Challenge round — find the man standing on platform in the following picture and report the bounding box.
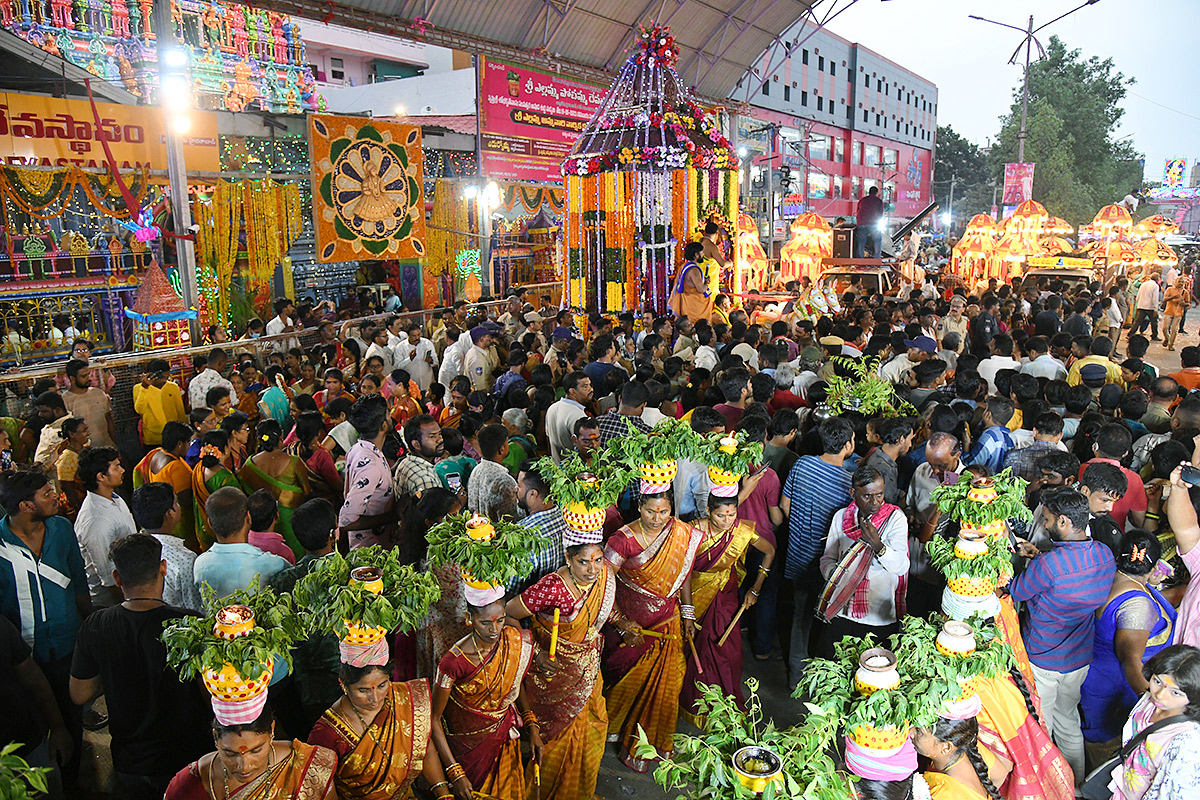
[854,186,885,259]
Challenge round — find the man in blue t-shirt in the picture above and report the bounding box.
[780,417,854,690]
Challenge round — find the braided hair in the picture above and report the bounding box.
[931,717,1003,800]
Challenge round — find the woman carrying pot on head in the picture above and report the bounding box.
[602,489,701,772]
[505,524,616,800]
[432,582,541,800]
[680,492,774,726]
[913,715,1008,800]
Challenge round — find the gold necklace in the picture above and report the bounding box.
[345,694,384,750]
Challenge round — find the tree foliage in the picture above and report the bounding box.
[933,125,993,220]
[987,36,1143,226]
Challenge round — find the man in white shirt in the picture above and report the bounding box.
[1020,336,1068,381]
[879,336,935,386]
[131,483,203,611]
[818,466,909,656]
[393,323,438,391]
[364,325,394,374]
[264,298,296,338]
[188,347,236,410]
[75,447,137,607]
[545,372,592,462]
[1132,275,1162,341]
[976,333,1023,395]
[694,328,719,371]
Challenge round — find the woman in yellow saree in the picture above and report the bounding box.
[193,430,246,550]
[309,660,450,799]
[602,491,702,772]
[238,419,311,557]
[506,537,616,800]
[681,493,774,727]
[166,706,336,800]
[433,589,542,800]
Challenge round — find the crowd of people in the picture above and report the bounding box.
[4,257,1200,800]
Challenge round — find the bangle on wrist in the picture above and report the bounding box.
[430,782,450,793]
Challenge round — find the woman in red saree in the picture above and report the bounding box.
[602,491,702,772]
[681,493,775,727]
[974,672,1074,800]
[309,659,450,799]
[433,590,543,800]
[506,537,616,800]
[166,707,337,800]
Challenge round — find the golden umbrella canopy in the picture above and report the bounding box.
[1091,204,1133,239]
[964,213,998,235]
[1038,236,1076,255]
[1046,217,1074,236]
[1008,200,1050,235]
[1132,214,1179,241]
[1087,237,1138,264]
[994,232,1041,262]
[1136,238,1178,267]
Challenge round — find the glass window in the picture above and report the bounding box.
[833,176,843,199]
[864,74,869,87]
[808,173,829,199]
[852,176,862,197]
[802,49,809,65]
[864,144,881,167]
[883,149,898,169]
[784,85,790,101]
[809,134,830,161]
[864,177,878,192]
[817,96,824,111]
[762,81,769,96]
[818,56,825,71]
[834,137,845,162]
[852,141,862,165]
[830,63,836,77]
[863,109,868,122]
[330,57,345,81]
[802,91,808,106]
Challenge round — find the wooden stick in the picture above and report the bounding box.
[534,763,540,800]
[717,601,749,648]
[686,634,704,675]
[548,608,560,660]
[636,627,679,640]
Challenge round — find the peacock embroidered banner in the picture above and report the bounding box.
[308,114,426,263]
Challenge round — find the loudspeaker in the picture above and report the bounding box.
[833,228,853,259]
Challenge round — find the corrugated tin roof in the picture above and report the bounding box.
[264,0,820,101]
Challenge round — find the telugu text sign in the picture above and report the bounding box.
[0,92,220,173]
[478,57,605,183]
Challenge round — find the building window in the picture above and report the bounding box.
[877,79,882,92]
[762,81,769,95]
[330,57,345,81]
[833,176,843,199]
[885,84,890,96]
[802,49,809,65]
[801,91,808,106]
[864,74,870,87]
[847,105,853,120]
[830,63,836,77]
[875,113,881,126]
[818,55,825,71]
[809,134,830,161]
[783,85,790,101]
[817,95,824,111]
[834,136,844,162]
[808,173,829,199]
[852,176,862,197]
[896,120,900,132]
[863,109,868,122]
[864,144,881,167]
[852,141,862,165]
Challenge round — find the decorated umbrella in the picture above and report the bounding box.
[1136,238,1178,269]
[1090,204,1133,240]
[1087,238,1138,281]
[779,212,832,282]
[1037,236,1076,256]
[1046,217,1074,236]
[963,213,998,237]
[1007,200,1050,236]
[734,213,769,298]
[993,232,1041,280]
[951,234,995,286]
[1132,214,1179,241]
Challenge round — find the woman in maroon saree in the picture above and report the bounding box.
[681,493,775,726]
[602,491,702,771]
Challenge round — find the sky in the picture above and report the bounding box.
[819,0,1200,179]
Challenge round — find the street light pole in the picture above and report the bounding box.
[1017,15,1033,163]
[969,1,1101,165]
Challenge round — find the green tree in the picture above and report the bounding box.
[988,36,1144,225]
[933,125,994,222]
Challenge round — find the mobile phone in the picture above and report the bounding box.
[1150,559,1175,584]
[1182,465,1200,487]
[447,473,462,491]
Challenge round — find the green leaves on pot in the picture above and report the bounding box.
[426,511,546,587]
[533,450,634,510]
[161,580,305,682]
[635,678,850,800]
[799,634,920,733]
[611,417,704,467]
[930,468,1033,526]
[293,546,441,638]
[824,356,917,418]
[927,533,1014,585]
[696,430,765,475]
[0,743,50,800]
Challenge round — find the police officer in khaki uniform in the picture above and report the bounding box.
[463,325,496,391]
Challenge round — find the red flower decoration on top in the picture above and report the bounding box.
[637,22,678,68]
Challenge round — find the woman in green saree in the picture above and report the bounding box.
[238,419,311,558]
[192,429,246,550]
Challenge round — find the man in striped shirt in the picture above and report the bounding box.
[780,417,854,690]
[1009,486,1115,784]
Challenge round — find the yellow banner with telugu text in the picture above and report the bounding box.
[0,91,219,174]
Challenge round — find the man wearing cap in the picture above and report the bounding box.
[516,311,546,349]
[496,294,524,338]
[463,326,495,392]
[545,326,574,376]
[879,336,935,386]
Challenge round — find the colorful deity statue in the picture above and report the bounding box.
[0,0,16,27]
[224,58,258,111]
[230,8,247,57]
[254,10,270,60]
[270,12,286,63]
[199,1,221,51]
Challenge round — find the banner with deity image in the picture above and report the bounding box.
[308,114,426,263]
